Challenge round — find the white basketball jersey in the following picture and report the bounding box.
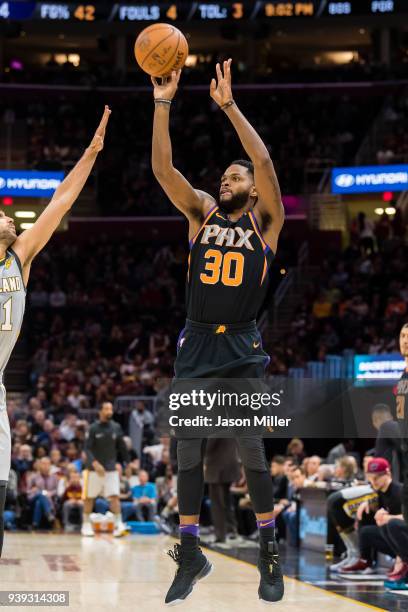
[0,248,26,410]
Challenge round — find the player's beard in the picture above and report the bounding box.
[219,190,250,213]
[0,228,16,247]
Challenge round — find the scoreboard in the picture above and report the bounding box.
[0,1,405,22]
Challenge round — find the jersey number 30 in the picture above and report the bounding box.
[200,249,244,287]
[1,297,12,331]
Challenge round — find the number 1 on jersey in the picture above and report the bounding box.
[1,297,12,331]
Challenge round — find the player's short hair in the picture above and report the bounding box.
[230,159,254,179]
[401,322,408,330]
[372,403,391,417]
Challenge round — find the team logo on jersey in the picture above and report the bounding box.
[5,257,12,269]
[201,224,255,251]
[216,325,226,334]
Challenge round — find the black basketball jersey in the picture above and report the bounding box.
[186,205,274,324]
[396,368,408,422]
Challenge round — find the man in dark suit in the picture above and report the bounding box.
[204,438,241,546]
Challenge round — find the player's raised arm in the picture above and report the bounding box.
[210,59,284,253]
[151,71,215,233]
[12,105,111,281]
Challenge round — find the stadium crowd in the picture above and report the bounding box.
[1,84,391,213]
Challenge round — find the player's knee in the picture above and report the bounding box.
[177,439,204,471]
[237,437,268,472]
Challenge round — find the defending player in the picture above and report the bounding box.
[151,60,285,605]
[0,105,111,556]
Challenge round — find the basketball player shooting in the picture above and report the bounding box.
[151,60,285,605]
[0,105,111,556]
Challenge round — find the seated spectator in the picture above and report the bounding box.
[340,458,403,574]
[327,477,377,573]
[334,456,358,483]
[4,469,18,531]
[303,455,321,482]
[270,455,289,501]
[156,464,178,534]
[275,466,311,546]
[27,457,58,529]
[123,470,157,522]
[61,470,83,532]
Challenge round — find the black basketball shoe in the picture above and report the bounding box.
[165,541,213,605]
[257,539,284,603]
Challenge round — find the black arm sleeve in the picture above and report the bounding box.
[85,425,96,466]
[116,426,130,465]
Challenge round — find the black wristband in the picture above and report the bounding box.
[154,98,172,105]
[221,100,235,111]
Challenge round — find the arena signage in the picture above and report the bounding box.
[331,164,408,194]
[0,170,64,198]
[354,353,405,381]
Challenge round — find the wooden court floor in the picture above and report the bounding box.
[0,533,384,611]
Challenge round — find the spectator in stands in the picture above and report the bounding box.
[334,456,359,483]
[271,455,289,501]
[303,456,322,482]
[27,457,58,529]
[356,212,375,253]
[340,458,403,574]
[276,466,310,546]
[127,469,157,522]
[286,439,305,463]
[156,464,178,534]
[61,470,83,532]
[4,470,18,531]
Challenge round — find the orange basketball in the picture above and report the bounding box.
[134,23,189,78]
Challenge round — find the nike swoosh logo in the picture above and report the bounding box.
[253,342,260,348]
[259,521,274,528]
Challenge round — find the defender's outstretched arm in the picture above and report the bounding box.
[151,71,214,234]
[211,60,284,252]
[13,106,111,279]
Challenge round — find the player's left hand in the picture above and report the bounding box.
[87,105,112,153]
[210,59,233,108]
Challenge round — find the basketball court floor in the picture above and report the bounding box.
[1,533,406,611]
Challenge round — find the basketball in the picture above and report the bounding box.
[134,23,189,77]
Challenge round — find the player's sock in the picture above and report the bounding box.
[180,523,199,547]
[83,513,91,527]
[114,513,122,526]
[257,518,275,546]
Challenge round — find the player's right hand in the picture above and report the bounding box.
[151,70,181,101]
[93,461,105,477]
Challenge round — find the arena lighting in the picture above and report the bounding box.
[14,210,36,219]
[20,222,35,230]
[185,54,197,67]
[2,197,13,206]
[280,268,286,275]
[385,207,396,215]
[382,191,393,201]
[374,207,384,215]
